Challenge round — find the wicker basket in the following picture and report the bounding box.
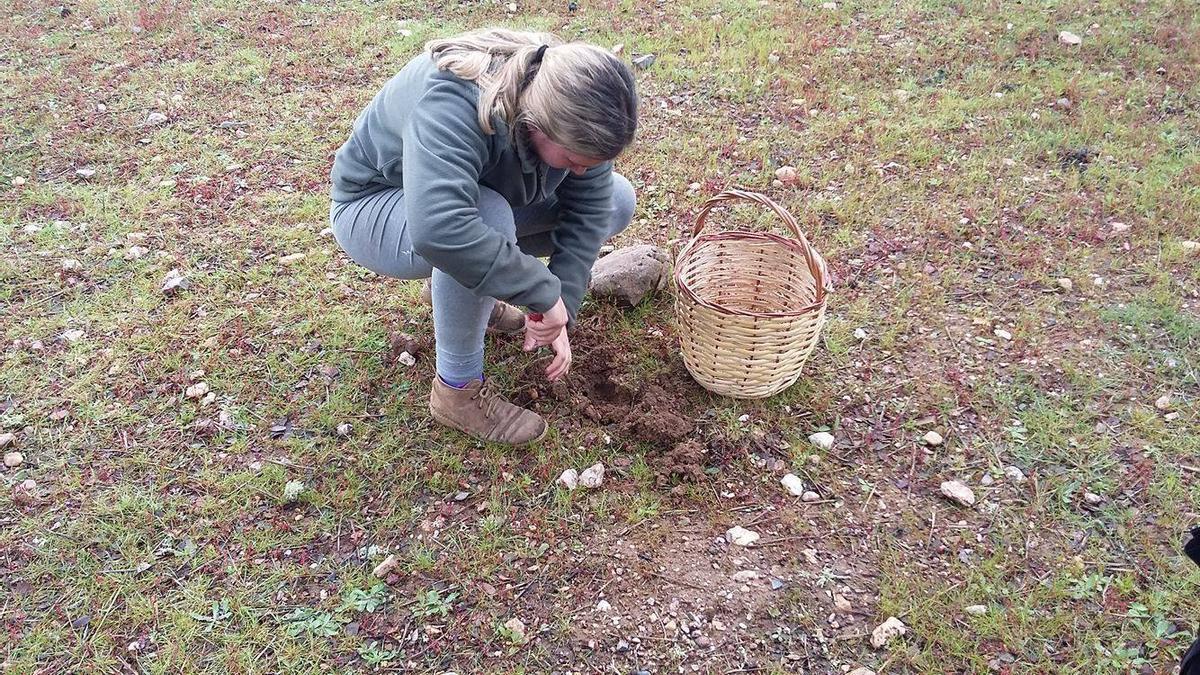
[674,189,831,399]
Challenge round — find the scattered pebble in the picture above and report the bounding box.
[802,491,820,502]
[611,43,624,55]
[21,479,37,491]
[336,422,352,437]
[1058,30,1082,45]
[61,258,82,271]
[993,328,1012,340]
[1182,241,1199,252]
[558,468,579,490]
[870,616,907,648]
[940,480,976,507]
[848,669,876,675]
[732,570,759,583]
[922,430,944,446]
[1055,97,1072,109]
[1083,491,1104,505]
[1165,412,1180,422]
[775,166,798,185]
[808,432,835,451]
[185,382,210,399]
[12,176,27,186]
[596,600,611,612]
[833,593,853,613]
[821,1,837,9]
[980,474,994,486]
[0,432,14,448]
[1004,465,1027,483]
[893,89,912,103]
[504,617,526,641]
[398,351,416,367]
[4,452,23,468]
[780,473,805,497]
[62,329,86,343]
[965,604,987,616]
[725,526,760,547]
[631,53,657,69]
[1057,278,1073,292]
[1155,394,1172,411]
[75,167,96,178]
[1109,222,1130,235]
[854,327,868,340]
[372,554,399,578]
[579,463,605,488]
[161,269,190,295]
[278,253,306,265]
[146,111,168,125]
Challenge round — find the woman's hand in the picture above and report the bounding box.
[523,297,568,351]
[544,327,572,381]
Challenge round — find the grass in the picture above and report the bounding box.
[3,0,1200,673]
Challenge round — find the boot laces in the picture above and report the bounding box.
[471,379,502,419]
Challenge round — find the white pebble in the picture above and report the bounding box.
[1058,30,1082,45]
[1004,466,1026,483]
[725,526,760,547]
[922,430,944,446]
[802,491,820,502]
[853,327,868,340]
[558,468,579,490]
[993,328,1012,340]
[595,600,611,612]
[1154,395,1172,411]
[940,480,976,507]
[870,616,907,648]
[579,462,605,488]
[808,432,835,451]
[398,351,416,367]
[3,452,23,468]
[965,604,987,616]
[780,473,805,497]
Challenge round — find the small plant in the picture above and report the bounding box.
[339,584,390,613]
[413,589,457,619]
[280,608,342,638]
[357,640,403,667]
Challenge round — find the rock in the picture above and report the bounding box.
[808,432,835,450]
[4,452,22,468]
[725,526,760,546]
[505,2,516,11]
[1083,491,1104,505]
[993,329,1012,340]
[504,617,526,641]
[965,604,987,616]
[871,616,906,648]
[278,253,306,265]
[732,570,759,583]
[1058,30,1082,45]
[802,491,820,502]
[398,351,416,367]
[61,258,82,271]
[1110,222,1130,235]
[632,53,657,69]
[373,554,400,578]
[21,479,37,491]
[922,430,944,446]
[336,422,352,437]
[596,600,611,612]
[980,473,994,486]
[558,468,578,490]
[146,111,168,125]
[611,43,624,55]
[1004,466,1026,482]
[185,382,210,399]
[75,167,96,178]
[893,89,912,103]
[774,165,798,185]
[780,473,805,497]
[124,245,149,260]
[1155,395,1172,411]
[0,433,14,448]
[579,463,605,488]
[1055,97,1072,109]
[854,327,868,340]
[161,269,190,295]
[821,1,837,8]
[589,245,669,307]
[833,593,853,613]
[1165,412,1180,422]
[1057,278,1073,292]
[1182,241,1199,252]
[940,480,976,507]
[847,669,876,675]
[12,176,26,186]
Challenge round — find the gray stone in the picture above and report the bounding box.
[589,245,669,307]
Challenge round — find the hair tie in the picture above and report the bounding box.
[520,45,550,93]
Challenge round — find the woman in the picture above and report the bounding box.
[329,28,639,446]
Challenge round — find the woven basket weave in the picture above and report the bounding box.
[673,189,831,399]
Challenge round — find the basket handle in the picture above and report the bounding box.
[692,188,804,241]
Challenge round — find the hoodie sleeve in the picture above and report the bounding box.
[401,76,562,313]
[547,163,615,323]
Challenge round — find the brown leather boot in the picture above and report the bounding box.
[419,279,524,334]
[428,377,548,445]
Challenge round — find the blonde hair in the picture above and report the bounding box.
[427,28,638,161]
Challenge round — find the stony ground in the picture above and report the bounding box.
[2,0,1199,673]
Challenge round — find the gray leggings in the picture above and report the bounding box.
[330,174,635,382]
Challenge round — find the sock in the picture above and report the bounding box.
[439,374,483,389]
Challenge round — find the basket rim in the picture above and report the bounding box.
[674,231,830,318]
